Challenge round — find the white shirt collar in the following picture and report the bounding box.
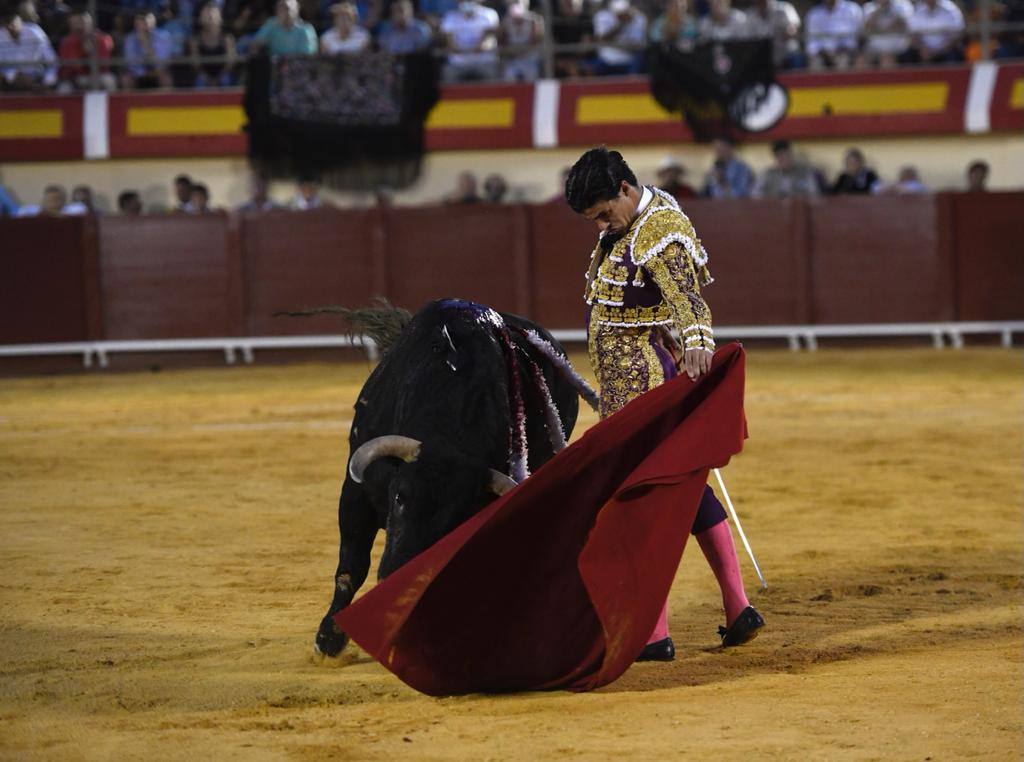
[635,185,654,216]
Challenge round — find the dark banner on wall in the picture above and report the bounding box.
[244,52,440,190]
[648,39,789,141]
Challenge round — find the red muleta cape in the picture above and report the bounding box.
[335,342,748,695]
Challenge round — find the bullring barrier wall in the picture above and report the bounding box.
[1,194,1021,357]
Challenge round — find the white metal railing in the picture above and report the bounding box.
[0,322,1020,369]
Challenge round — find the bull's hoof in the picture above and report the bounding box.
[315,614,350,657]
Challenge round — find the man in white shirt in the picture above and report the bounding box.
[698,0,748,42]
[440,1,500,82]
[321,2,371,55]
[592,0,647,75]
[0,7,57,90]
[805,0,863,69]
[744,0,802,67]
[906,0,965,62]
[860,0,913,66]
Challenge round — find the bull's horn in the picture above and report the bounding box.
[349,435,422,483]
[488,470,519,496]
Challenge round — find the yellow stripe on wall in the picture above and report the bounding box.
[575,82,949,126]
[1010,79,1024,110]
[126,106,246,136]
[427,99,515,129]
[788,83,948,117]
[0,110,63,139]
[576,94,675,125]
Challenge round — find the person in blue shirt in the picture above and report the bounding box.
[121,11,174,88]
[378,0,432,53]
[702,136,756,199]
[252,0,317,54]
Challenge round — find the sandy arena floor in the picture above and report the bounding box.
[0,348,1021,760]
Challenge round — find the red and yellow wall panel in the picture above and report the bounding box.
[990,62,1024,132]
[0,64,1016,162]
[558,67,971,146]
[0,95,83,161]
[108,91,247,158]
[424,83,533,150]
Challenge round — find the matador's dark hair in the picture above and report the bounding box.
[563,147,638,214]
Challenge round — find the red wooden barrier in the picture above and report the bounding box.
[240,208,382,336]
[0,215,101,343]
[97,214,238,339]
[381,204,531,317]
[951,191,1024,321]
[808,195,954,324]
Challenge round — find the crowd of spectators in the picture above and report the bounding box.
[0,147,997,218]
[2,0,1022,92]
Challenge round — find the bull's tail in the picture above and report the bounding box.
[275,298,412,355]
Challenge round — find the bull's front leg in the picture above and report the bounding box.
[314,478,378,656]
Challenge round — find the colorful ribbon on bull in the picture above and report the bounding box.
[437,299,598,484]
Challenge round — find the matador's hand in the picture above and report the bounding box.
[682,347,712,381]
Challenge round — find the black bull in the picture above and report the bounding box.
[315,300,588,656]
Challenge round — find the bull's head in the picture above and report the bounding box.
[349,435,517,579]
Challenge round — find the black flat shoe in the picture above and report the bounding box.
[635,636,675,662]
[718,606,765,647]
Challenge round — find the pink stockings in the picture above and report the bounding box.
[646,519,750,645]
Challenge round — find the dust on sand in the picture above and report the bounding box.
[0,349,1020,760]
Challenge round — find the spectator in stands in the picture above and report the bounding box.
[16,185,66,216]
[186,182,213,212]
[552,0,592,77]
[745,0,803,68]
[291,173,331,209]
[122,11,173,89]
[377,0,431,54]
[830,148,880,194]
[966,160,989,192]
[440,1,500,82]
[0,5,57,91]
[253,0,317,55]
[656,155,697,201]
[501,0,543,82]
[876,165,927,194]
[592,0,647,76]
[69,185,95,214]
[650,0,698,50]
[0,182,18,216]
[703,137,755,198]
[118,190,144,215]
[995,0,1024,58]
[226,0,274,52]
[805,0,862,69]
[699,0,748,41]
[173,174,193,212]
[18,0,66,42]
[482,173,508,203]
[58,11,115,91]
[757,140,819,198]
[159,0,191,59]
[189,1,237,86]
[904,0,965,63]
[859,0,912,66]
[444,171,482,203]
[321,2,370,53]
[238,174,281,211]
[420,0,458,29]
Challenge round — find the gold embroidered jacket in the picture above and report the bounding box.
[583,187,716,418]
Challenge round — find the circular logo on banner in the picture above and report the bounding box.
[729,82,790,133]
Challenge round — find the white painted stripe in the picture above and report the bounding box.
[532,79,560,148]
[964,61,997,134]
[83,91,109,160]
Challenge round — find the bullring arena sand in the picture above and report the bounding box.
[1,348,1021,760]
